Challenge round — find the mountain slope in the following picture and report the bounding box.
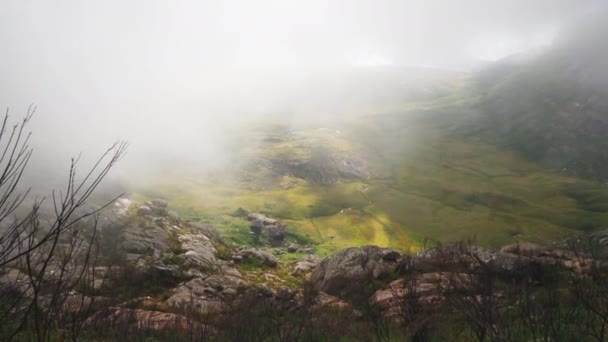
[474,10,608,180]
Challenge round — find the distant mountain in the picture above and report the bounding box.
[473,10,608,180]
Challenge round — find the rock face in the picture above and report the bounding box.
[310,246,402,299]
[409,244,530,274]
[165,266,246,313]
[179,234,217,270]
[99,308,200,332]
[121,223,170,257]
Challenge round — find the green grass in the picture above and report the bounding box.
[131,90,608,253]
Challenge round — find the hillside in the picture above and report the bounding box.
[133,90,608,253]
[473,10,608,180]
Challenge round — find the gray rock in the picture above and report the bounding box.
[178,234,217,269]
[287,245,298,253]
[247,213,276,225]
[250,220,264,235]
[256,285,274,297]
[137,206,152,216]
[233,248,279,268]
[309,245,402,299]
[189,222,223,243]
[167,211,180,222]
[267,223,287,241]
[121,224,169,256]
[151,199,169,209]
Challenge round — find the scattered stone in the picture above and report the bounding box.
[267,223,287,241]
[151,199,169,208]
[275,287,295,301]
[232,248,279,268]
[167,211,180,222]
[256,285,274,297]
[250,220,264,235]
[247,213,276,225]
[292,254,322,276]
[287,245,298,253]
[137,206,152,216]
[178,234,217,269]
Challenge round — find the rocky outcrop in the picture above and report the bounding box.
[370,273,460,318]
[309,246,402,299]
[121,223,170,257]
[166,268,246,314]
[98,307,208,332]
[500,242,592,273]
[178,234,217,270]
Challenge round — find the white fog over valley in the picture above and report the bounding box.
[0,0,604,186]
[2,2,608,340]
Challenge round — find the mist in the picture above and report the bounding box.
[0,0,604,191]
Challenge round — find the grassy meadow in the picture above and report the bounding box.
[131,94,608,256]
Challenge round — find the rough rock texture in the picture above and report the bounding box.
[190,222,223,243]
[292,254,322,276]
[250,220,264,236]
[232,248,279,267]
[179,234,217,269]
[246,213,287,241]
[100,307,208,332]
[409,244,530,274]
[165,273,244,313]
[310,245,402,299]
[121,224,169,257]
[266,223,287,241]
[315,292,351,309]
[370,273,461,317]
[500,242,593,273]
[247,213,277,225]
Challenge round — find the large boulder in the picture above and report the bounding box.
[309,245,402,299]
[266,223,287,241]
[121,223,169,257]
[165,274,243,313]
[178,234,217,270]
[247,213,276,225]
[232,248,279,268]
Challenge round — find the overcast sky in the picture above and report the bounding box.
[0,0,604,186]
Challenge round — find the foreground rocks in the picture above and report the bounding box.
[292,254,322,276]
[232,248,279,267]
[310,245,402,299]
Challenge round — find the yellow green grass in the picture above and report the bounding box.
[131,98,608,254]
